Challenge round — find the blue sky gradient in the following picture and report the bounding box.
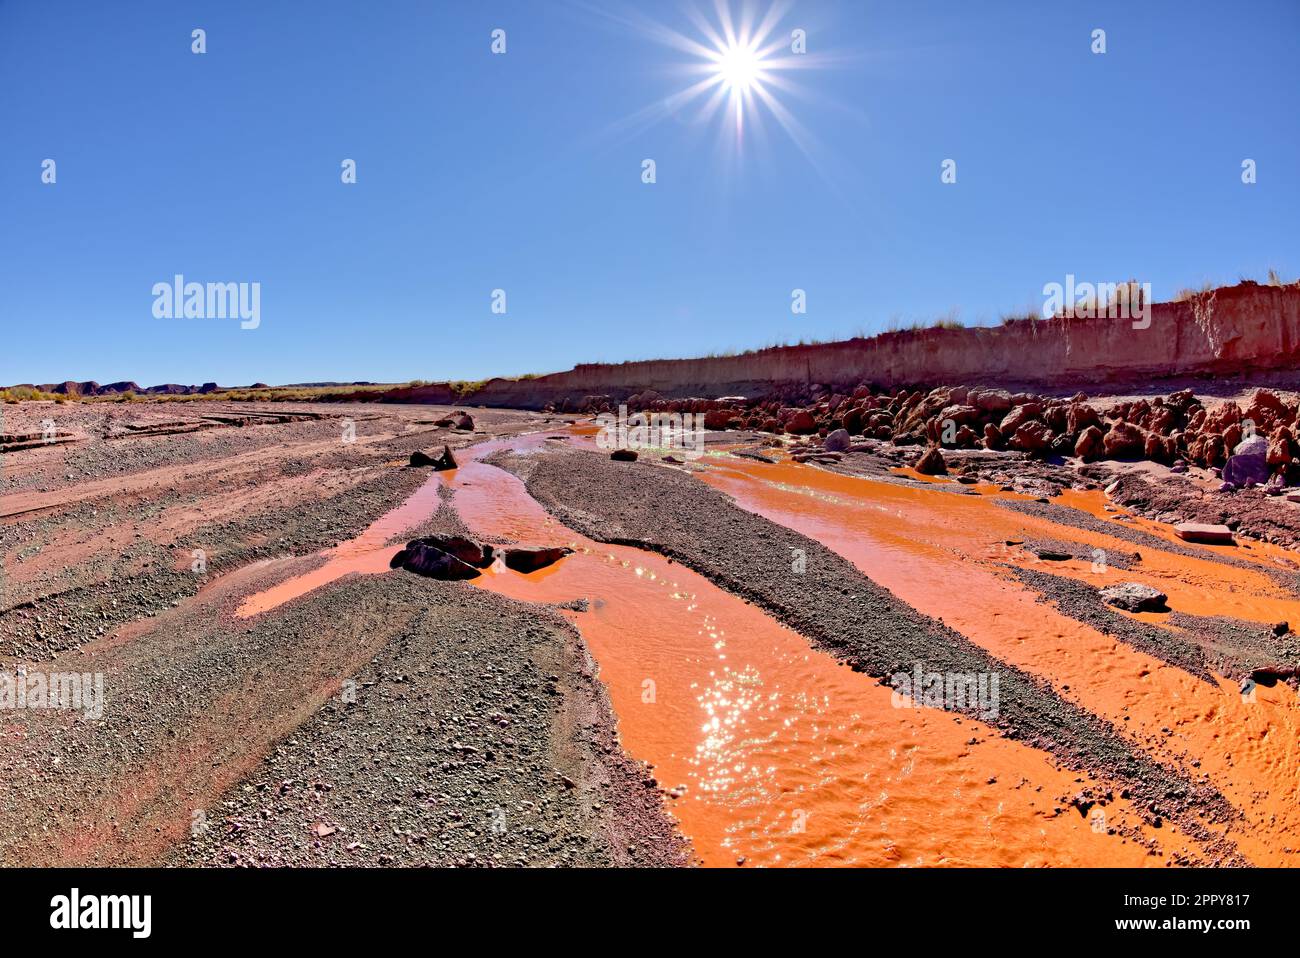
[3,0,1297,386]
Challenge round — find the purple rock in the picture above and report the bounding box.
[1222,454,1269,487]
[1234,435,1268,458]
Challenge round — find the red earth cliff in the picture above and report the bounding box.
[362,281,1300,410]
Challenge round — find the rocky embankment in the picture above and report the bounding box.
[357,281,1300,410]
[689,380,1300,551]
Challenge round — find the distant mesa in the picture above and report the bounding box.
[2,379,375,397]
[4,380,254,397]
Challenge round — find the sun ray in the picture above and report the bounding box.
[570,0,860,179]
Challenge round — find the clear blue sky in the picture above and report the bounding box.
[3,0,1297,387]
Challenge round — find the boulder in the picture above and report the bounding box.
[703,409,736,430]
[1144,432,1175,464]
[452,413,475,431]
[1204,402,1242,435]
[1009,421,1053,454]
[390,542,483,581]
[1074,425,1105,462]
[999,403,1044,435]
[1102,422,1146,459]
[784,410,818,435]
[610,448,638,462]
[1100,582,1169,613]
[399,535,494,569]
[823,428,851,453]
[914,446,947,475]
[1244,389,1290,429]
[969,389,1013,415]
[1222,453,1269,487]
[503,546,574,573]
[1234,434,1268,458]
[938,404,981,426]
[1148,406,1177,436]
[410,445,458,470]
[1222,423,1243,451]
[1267,432,1293,467]
[1066,403,1103,436]
[982,423,1004,450]
[1201,434,1226,467]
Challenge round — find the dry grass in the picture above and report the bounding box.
[1,386,62,404]
[1174,281,1216,302]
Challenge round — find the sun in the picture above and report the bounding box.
[583,0,845,166]
[714,42,764,93]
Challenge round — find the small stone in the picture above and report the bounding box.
[1174,522,1234,544]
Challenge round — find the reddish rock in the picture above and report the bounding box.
[703,408,736,430]
[785,410,818,435]
[1203,434,1226,467]
[969,389,1013,414]
[1010,421,1053,454]
[1075,425,1105,462]
[982,423,1004,450]
[1244,389,1290,430]
[1267,428,1294,466]
[914,446,947,475]
[1043,404,1069,433]
[1066,403,1103,436]
[1103,422,1146,459]
[938,404,981,426]
[1174,522,1234,544]
[1148,406,1176,436]
[1204,402,1242,435]
[393,535,494,569]
[999,403,1044,435]
[1144,432,1174,464]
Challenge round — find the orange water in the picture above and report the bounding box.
[228,436,1195,866]
[695,454,1300,865]
[236,473,449,618]
[455,446,1176,865]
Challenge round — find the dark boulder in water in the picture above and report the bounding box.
[390,541,482,580]
[410,445,458,470]
[502,546,573,574]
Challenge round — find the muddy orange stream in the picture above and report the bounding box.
[696,453,1300,865]
[233,436,1165,866]
[236,475,446,618]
